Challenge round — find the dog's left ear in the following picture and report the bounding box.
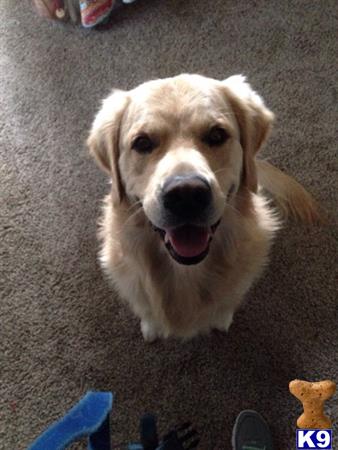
[223,75,274,193]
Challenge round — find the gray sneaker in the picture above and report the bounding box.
[232,410,274,450]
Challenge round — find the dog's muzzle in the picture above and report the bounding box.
[150,174,220,265]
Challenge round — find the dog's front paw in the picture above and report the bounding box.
[140,320,160,342]
[214,310,234,332]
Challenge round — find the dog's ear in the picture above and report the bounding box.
[87,90,129,204]
[223,75,274,193]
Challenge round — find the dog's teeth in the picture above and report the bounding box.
[164,233,170,244]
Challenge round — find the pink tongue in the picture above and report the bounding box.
[166,225,210,258]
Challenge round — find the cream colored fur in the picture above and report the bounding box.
[87,74,319,341]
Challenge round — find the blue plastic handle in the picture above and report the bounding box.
[28,391,113,450]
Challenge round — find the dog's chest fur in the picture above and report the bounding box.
[99,193,277,338]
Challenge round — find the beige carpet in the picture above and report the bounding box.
[1,1,337,449]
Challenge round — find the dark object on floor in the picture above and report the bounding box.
[130,414,199,450]
[232,410,274,450]
[140,414,159,450]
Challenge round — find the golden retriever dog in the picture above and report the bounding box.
[87,74,319,341]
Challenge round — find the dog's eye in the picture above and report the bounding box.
[132,135,155,154]
[204,126,229,147]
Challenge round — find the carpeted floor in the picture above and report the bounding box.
[1,1,337,449]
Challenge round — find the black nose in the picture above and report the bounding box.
[162,175,212,219]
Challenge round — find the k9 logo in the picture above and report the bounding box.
[296,429,332,449]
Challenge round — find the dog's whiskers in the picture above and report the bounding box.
[116,206,143,235]
[126,199,143,212]
[225,201,245,220]
[212,167,228,176]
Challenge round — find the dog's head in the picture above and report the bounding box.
[88,74,273,265]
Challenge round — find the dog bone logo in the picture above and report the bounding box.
[289,379,336,429]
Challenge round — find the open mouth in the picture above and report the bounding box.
[151,220,221,265]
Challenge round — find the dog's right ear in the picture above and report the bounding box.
[87,90,129,204]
